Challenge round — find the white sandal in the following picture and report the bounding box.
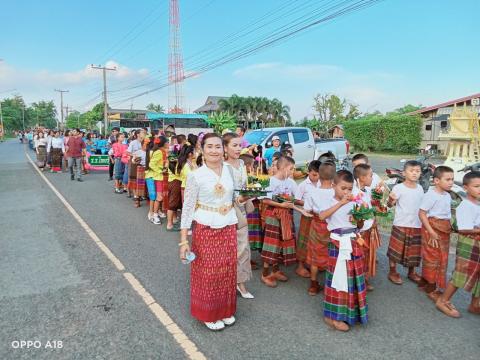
[204,320,225,331]
[237,285,254,299]
[222,316,236,326]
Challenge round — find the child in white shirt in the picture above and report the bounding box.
[387,160,424,285]
[418,166,454,302]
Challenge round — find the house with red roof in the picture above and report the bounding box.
[409,93,480,153]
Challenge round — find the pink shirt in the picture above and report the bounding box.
[112,142,128,158]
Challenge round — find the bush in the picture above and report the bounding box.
[344,114,422,153]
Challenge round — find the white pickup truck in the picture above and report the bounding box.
[243,127,349,167]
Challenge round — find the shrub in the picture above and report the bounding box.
[344,114,422,153]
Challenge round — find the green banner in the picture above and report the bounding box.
[88,155,110,166]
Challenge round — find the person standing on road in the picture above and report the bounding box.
[179,133,240,331]
[48,130,65,173]
[112,132,128,193]
[35,131,48,171]
[107,127,120,181]
[224,132,254,299]
[65,129,86,182]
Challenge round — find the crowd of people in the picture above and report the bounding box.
[21,125,479,333]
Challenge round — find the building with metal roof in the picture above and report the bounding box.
[193,96,229,115]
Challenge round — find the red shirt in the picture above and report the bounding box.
[66,136,86,157]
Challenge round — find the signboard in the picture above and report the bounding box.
[87,155,110,166]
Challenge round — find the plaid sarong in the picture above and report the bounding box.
[296,215,312,262]
[306,216,329,270]
[360,223,381,279]
[324,236,368,325]
[450,234,480,297]
[387,226,421,268]
[247,199,263,251]
[128,160,138,191]
[261,206,296,266]
[135,165,146,198]
[421,218,451,289]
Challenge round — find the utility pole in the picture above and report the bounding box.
[54,89,69,129]
[0,100,4,141]
[91,64,116,136]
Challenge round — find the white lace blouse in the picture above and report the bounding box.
[180,163,238,229]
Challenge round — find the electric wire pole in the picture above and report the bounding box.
[91,65,116,135]
[54,89,69,129]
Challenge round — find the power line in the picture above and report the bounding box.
[111,0,383,105]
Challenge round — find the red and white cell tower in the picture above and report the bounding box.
[168,0,185,114]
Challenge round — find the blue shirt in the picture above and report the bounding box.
[264,146,280,167]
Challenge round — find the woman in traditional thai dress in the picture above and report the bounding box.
[179,133,243,331]
[35,131,48,170]
[223,132,254,299]
[48,130,64,173]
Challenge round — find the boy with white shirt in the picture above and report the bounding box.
[353,163,380,291]
[351,153,383,190]
[387,160,424,285]
[318,170,368,332]
[418,166,454,302]
[436,171,480,317]
[304,161,335,295]
[261,156,299,288]
[294,160,321,279]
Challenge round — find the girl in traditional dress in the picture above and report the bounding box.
[145,136,169,224]
[48,130,64,173]
[132,137,147,208]
[179,133,244,331]
[224,132,254,299]
[35,131,48,170]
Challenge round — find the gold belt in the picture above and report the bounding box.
[196,202,233,216]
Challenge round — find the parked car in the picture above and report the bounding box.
[243,127,349,167]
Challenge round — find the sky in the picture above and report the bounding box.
[0,0,479,121]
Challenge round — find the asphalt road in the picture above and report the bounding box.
[1,140,478,360]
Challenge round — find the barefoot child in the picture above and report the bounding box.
[353,163,381,291]
[436,171,480,317]
[387,160,424,285]
[295,160,322,278]
[261,156,306,288]
[418,166,454,302]
[304,161,335,295]
[319,170,367,332]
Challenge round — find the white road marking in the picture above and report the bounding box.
[25,150,207,360]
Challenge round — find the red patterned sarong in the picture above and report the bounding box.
[360,223,381,279]
[190,222,237,322]
[306,216,329,270]
[296,215,311,262]
[247,199,263,250]
[421,218,451,289]
[387,226,421,267]
[261,206,296,266]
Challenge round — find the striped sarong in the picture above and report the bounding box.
[36,146,47,167]
[135,166,146,198]
[421,218,451,289]
[450,234,480,297]
[247,199,263,251]
[296,215,311,262]
[128,160,138,191]
[51,148,62,171]
[324,236,368,325]
[306,216,329,270]
[360,223,381,279]
[261,206,296,266]
[387,226,421,268]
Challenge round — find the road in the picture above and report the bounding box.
[1,140,478,360]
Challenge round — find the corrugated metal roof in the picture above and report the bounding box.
[409,93,480,115]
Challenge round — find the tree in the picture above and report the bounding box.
[207,112,237,134]
[313,93,360,133]
[30,101,57,128]
[146,103,166,113]
[387,104,422,115]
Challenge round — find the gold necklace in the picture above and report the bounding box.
[207,163,226,198]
